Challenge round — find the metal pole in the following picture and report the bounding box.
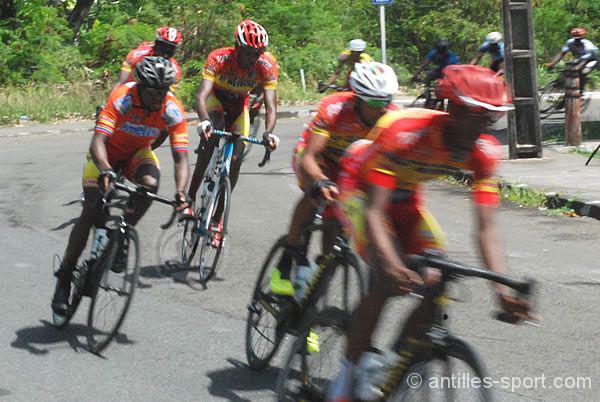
[380,5,387,64]
[300,69,306,92]
[564,64,582,146]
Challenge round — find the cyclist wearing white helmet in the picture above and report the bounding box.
[269,62,399,296]
[471,31,505,74]
[321,39,373,91]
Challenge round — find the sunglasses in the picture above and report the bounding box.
[362,97,392,108]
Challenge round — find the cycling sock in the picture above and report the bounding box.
[326,358,356,402]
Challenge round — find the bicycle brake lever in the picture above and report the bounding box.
[160,209,178,230]
[258,147,271,167]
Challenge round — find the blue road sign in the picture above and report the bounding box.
[372,0,393,5]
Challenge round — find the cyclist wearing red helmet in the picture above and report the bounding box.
[187,20,279,241]
[114,26,183,90]
[326,65,534,401]
[546,27,598,94]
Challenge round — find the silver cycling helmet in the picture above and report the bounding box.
[348,39,367,52]
[134,56,177,88]
[349,61,399,100]
[486,31,503,44]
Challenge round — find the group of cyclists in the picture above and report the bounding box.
[50,20,595,400]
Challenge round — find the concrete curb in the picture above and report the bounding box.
[451,171,600,220]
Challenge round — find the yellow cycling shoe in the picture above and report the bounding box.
[306,329,320,354]
[269,268,295,296]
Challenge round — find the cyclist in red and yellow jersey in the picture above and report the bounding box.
[270,62,399,296]
[187,20,279,240]
[114,26,183,91]
[326,65,534,401]
[320,39,373,92]
[51,57,190,316]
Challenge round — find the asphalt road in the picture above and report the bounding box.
[1,118,600,401]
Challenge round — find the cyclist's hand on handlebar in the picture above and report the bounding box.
[263,132,280,150]
[544,63,554,72]
[384,266,423,295]
[197,119,213,141]
[174,191,191,212]
[497,291,539,323]
[317,81,327,93]
[311,179,338,202]
[98,169,117,193]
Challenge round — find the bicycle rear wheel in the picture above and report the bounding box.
[87,226,140,354]
[197,176,231,283]
[245,235,289,370]
[275,308,351,401]
[389,337,492,401]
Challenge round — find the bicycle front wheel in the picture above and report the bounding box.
[242,113,262,161]
[318,251,366,315]
[197,176,231,283]
[275,308,351,401]
[87,226,140,354]
[180,215,199,265]
[245,235,289,371]
[389,337,492,401]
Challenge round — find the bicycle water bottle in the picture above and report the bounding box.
[355,350,398,401]
[91,227,109,260]
[294,259,318,302]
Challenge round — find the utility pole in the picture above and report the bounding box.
[372,0,392,64]
[502,0,543,159]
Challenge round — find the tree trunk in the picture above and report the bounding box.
[68,0,95,34]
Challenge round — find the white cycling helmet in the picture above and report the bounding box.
[349,62,399,100]
[486,31,503,44]
[348,39,367,52]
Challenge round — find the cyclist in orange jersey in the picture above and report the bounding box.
[270,62,400,296]
[187,20,280,241]
[51,57,190,316]
[326,65,535,401]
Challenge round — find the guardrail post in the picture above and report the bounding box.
[564,64,582,146]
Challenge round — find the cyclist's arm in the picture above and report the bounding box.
[546,51,567,69]
[89,132,112,171]
[412,58,431,79]
[474,201,509,294]
[172,149,189,195]
[300,133,330,183]
[470,52,484,65]
[195,78,214,121]
[151,130,169,150]
[263,87,277,133]
[325,61,344,86]
[113,70,130,91]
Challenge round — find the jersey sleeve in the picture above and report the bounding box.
[201,50,220,82]
[163,98,189,153]
[308,95,343,139]
[257,53,279,90]
[479,42,490,53]
[170,58,183,82]
[121,49,138,73]
[426,49,437,61]
[95,88,129,138]
[449,52,460,65]
[468,135,501,206]
[562,39,573,53]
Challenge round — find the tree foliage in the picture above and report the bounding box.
[0,0,598,96]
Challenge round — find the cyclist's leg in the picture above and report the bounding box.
[121,148,161,226]
[187,93,225,201]
[53,155,106,312]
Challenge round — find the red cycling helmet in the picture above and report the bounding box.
[437,65,514,112]
[570,27,587,39]
[235,20,269,49]
[156,26,183,47]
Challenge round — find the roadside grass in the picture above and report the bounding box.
[0,83,109,125]
[444,175,577,217]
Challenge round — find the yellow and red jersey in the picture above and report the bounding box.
[201,47,278,97]
[342,109,501,206]
[95,82,189,162]
[301,92,398,163]
[120,41,182,84]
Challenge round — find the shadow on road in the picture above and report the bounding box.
[206,358,280,401]
[11,319,135,356]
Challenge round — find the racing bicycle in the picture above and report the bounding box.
[53,182,178,354]
[276,252,536,401]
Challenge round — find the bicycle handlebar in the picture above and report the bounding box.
[195,129,272,167]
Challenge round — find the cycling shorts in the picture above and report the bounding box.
[82,147,160,189]
[207,91,250,137]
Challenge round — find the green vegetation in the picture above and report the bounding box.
[1,0,599,123]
